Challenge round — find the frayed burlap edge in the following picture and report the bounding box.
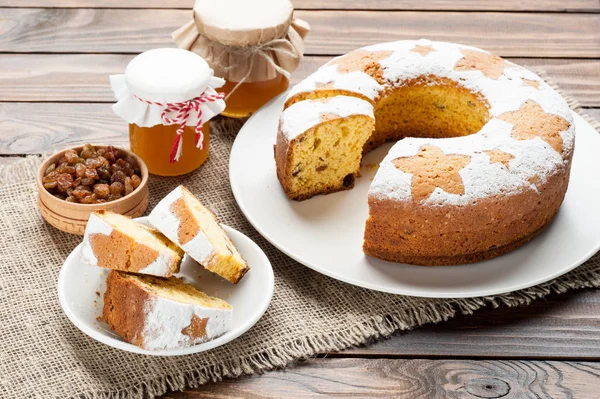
[3,70,599,399]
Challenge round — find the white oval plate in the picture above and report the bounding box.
[230,93,600,298]
[58,219,274,356]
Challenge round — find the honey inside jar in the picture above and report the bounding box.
[221,75,289,118]
[129,123,210,176]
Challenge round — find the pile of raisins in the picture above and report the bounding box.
[42,144,142,204]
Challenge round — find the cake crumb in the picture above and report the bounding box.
[364,163,379,172]
[95,291,100,296]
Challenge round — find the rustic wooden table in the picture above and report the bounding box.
[1,1,599,397]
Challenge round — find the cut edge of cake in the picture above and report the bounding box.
[102,270,232,350]
[275,96,375,200]
[80,210,183,277]
[149,185,250,284]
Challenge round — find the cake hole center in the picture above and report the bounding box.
[367,75,490,152]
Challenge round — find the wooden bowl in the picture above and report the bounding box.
[37,145,149,235]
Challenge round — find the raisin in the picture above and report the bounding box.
[96,148,106,157]
[124,155,137,168]
[64,150,79,164]
[75,163,86,178]
[81,178,95,186]
[342,174,355,187]
[123,166,134,177]
[45,163,56,175]
[131,174,141,189]
[110,171,126,184]
[80,149,94,159]
[104,151,116,164]
[85,168,98,180]
[109,164,122,174]
[97,165,110,180]
[72,177,81,188]
[110,181,124,195]
[93,183,110,199]
[80,144,97,159]
[56,173,73,192]
[124,177,134,195]
[43,181,58,190]
[84,157,103,169]
[56,164,75,175]
[97,156,109,167]
[107,193,122,202]
[72,186,91,199]
[115,159,127,168]
[80,194,97,204]
[57,157,68,166]
[42,170,59,183]
[65,196,77,203]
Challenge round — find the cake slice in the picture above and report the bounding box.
[149,186,249,284]
[81,210,183,277]
[102,271,232,350]
[275,96,375,200]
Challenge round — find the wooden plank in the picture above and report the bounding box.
[0,9,599,57]
[341,290,600,360]
[1,0,598,12]
[0,105,598,156]
[1,55,599,106]
[0,103,127,155]
[159,358,600,398]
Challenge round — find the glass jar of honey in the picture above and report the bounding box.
[110,48,226,176]
[172,0,310,118]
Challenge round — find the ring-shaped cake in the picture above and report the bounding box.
[275,40,575,265]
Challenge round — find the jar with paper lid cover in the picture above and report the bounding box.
[110,48,226,176]
[172,0,310,118]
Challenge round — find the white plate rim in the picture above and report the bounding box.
[58,223,275,356]
[230,94,600,298]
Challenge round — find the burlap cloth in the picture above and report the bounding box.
[1,81,600,399]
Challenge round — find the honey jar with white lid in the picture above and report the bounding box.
[110,48,226,176]
[173,0,310,118]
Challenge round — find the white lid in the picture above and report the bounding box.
[125,48,212,103]
[110,48,226,128]
[193,0,293,46]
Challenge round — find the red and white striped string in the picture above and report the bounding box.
[135,92,224,163]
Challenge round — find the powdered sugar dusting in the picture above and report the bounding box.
[149,185,215,265]
[138,252,176,277]
[80,213,113,266]
[286,64,383,102]
[280,96,374,140]
[141,295,232,350]
[282,39,574,205]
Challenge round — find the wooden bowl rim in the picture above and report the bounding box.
[38,190,149,222]
[37,144,149,210]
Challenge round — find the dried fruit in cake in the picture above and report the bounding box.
[149,185,250,284]
[102,271,232,350]
[81,210,183,277]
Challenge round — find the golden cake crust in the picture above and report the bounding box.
[363,165,570,265]
[102,271,149,348]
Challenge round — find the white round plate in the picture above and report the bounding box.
[58,219,274,356]
[230,93,600,298]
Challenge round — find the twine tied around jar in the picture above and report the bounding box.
[172,16,310,97]
[135,92,225,163]
[216,38,299,100]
